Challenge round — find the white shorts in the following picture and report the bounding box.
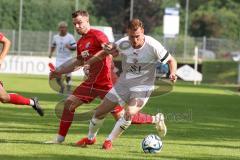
[105,83,152,107]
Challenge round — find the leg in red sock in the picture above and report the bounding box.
[58,106,75,137]
[8,93,30,105]
[111,105,153,124]
[58,96,84,137]
[131,112,153,124]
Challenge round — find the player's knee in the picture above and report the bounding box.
[124,111,134,121]
[63,99,76,112]
[125,107,140,121]
[0,94,9,103]
[136,99,145,107]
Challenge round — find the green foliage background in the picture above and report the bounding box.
[1,0,240,38]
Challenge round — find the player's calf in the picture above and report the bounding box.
[0,94,10,103]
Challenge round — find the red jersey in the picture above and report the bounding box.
[0,32,4,41]
[77,29,112,87]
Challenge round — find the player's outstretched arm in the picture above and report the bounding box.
[0,35,11,66]
[84,43,119,66]
[84,50,108,66]
[52,57,83,76]
[167,55,177,83]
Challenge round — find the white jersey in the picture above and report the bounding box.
[115,35,170,87]
[52,33,76,65]
[105,35,171,106]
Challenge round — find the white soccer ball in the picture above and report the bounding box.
[141,134,163,153]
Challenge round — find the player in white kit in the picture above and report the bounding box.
[49,21,77,93]
[77,19,177,150]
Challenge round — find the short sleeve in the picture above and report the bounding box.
[151,37,171,64]
[69,35,77,47]
[0,33,4,41]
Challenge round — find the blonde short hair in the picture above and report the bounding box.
[58,21,68,28]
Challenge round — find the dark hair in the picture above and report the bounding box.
[72,10,89,18]
[128,18,144,30]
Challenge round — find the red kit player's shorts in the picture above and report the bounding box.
[72,82,112,103]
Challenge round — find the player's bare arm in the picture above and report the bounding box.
[50,57,83,79]
[102,42,119,57]
[84,43,119,67]
[65,44,76,51]
[0,36,11,67]
[84,49,109,66]
[49,46,55,58]
[167,55,177,83]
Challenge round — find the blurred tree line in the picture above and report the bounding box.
[0,0,240,39]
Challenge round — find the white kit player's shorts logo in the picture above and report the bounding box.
[81,50,90,58]
[119,40,131,50]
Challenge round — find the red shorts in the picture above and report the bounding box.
[72,82,112,103]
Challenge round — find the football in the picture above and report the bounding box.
[141,134,163,153]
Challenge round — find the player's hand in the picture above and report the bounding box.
[49,71,61,80]
[169,73,177,83]
[83,64,90,77]
[102,43,119,56]
[48,63,62,79]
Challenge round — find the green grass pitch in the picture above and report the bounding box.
[0,74,239,160]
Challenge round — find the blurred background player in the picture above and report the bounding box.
[77,18,177,150]
[49,21,76,93]
[46,10,163,144]
[0,32,44,116]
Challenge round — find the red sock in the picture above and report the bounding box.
[58,107,75,137]
[131,112,153,124]
[9,93,30,105]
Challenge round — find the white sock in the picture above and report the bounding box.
[87,117,105,140]
[106,117,131,141]
[56,134,65,142]
[29,99,35,106]
[152,116,156,123]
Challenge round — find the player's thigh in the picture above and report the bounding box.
[64,95,85,112]
[0,83,10,102]
[95,97,118,119]
[72,83,96,103]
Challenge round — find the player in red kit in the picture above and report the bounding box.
[45,10,162,144]
[0,32,44,116]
